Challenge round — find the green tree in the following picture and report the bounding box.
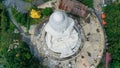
[0,2,45,68]
[103,3,120,68]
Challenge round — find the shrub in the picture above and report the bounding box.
[41,7,53,17]
[77,0,93,8]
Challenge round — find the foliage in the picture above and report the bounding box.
[41,7,53,17]
[11,5,53,25]
[11,8,28,26]
[3,42,44,68]
[28,7,53,25]
[97,62,105,68]
[23,0,33,2]
[109,60,120,68]
[77,0,93,8]
[0,2,45,68]
[103,3,120,68]
[113,0,120,5]
[45,0,51,2]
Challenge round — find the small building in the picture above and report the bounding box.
[59,0,88,17]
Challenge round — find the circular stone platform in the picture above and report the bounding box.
[29,11,105,68]
[28,0,105,68]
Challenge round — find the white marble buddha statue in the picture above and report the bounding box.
[44,11,80,58]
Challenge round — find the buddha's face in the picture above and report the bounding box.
[52,11,65,23]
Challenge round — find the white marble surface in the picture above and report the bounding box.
[45,11,80,58]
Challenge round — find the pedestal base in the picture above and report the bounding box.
[46,29,80,58]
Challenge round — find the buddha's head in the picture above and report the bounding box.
[48,11,70,33]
